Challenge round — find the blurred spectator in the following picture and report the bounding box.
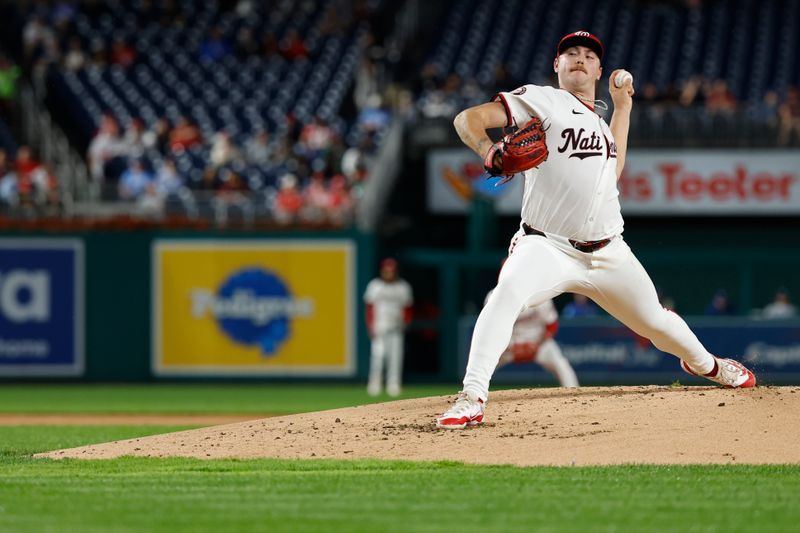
[87,114,128,182]
[354,57,381,111]
[341,134,375,181]
[243,128,272,165]
[22,15,55,64]
[750,90,780,125]
[218,168,248,194]
[678,76,705,107]
[199,26,231,62]
[705,289,737,316]
[301,172,330,223]
[209,130,241,168]
[273,173,304,224]
[123,118,147,156]
[327,174,354,226]
[0,149,18,206]
[169,116,202,152]
[110,38,137,67]
[705,80,737,115]
[154,158,185,198]
[118,159,154,200]
[325,134,347,176]
[14,146,43,206]
[299,116,335,156]
[562,294,600,319]
[30,162,60,208]
[779,86,800,146]
[279,29,308,61]
[63,36,87,72]
[142,117,171,154]
[762,287,797,319]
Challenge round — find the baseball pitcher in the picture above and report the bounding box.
[437,31,756,429]
[487,290,579,387]
[364,258,413,397]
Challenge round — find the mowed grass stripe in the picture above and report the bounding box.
[1,458,799,532]
[0,384,462,414]
[0,425,200,457]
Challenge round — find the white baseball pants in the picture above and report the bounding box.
[535,339,580,387]
[368,330,404,396]
[463,231,716,401]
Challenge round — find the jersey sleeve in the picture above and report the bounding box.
[400,281,413,306]
[363,280,378,304]
[491,85,556,128]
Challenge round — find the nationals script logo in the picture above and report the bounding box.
[557,128,615,160]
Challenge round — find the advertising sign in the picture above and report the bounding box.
[153,240,355,377]
[619,150,800,214]
[427,148,523,214]
[427,148,800,215]
[0,239,84,376]
[458,316,800,384]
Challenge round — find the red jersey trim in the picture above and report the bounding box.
[492,93,514,127]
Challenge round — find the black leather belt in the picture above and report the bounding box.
[522,223,612,253]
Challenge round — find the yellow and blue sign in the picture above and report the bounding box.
[152,240,355,376]
[0,238,84,377]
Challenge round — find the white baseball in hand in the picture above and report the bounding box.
[614,70,633,88]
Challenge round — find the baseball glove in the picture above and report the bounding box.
[484,116,548,178]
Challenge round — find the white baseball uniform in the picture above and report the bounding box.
[462,84,718,401]
[486,290,579,387]
[364,277,413,396]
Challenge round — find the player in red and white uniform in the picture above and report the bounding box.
[487,290,578,387]
[364,258,413,397]
[437,31,756,429]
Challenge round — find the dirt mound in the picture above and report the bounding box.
[37,386,800,466]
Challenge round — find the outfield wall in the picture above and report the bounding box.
[457,317,800,385]
[0,230,375,381]
[2,229,800,383]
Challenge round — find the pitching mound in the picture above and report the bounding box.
[37,386,800,466]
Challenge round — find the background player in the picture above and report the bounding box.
[487,289,579,387]
[437,31,756,429]
[364,258,413,397]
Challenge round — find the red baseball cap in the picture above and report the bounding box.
[381,258,398,270]
[557,31,604,60]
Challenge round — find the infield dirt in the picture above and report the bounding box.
[37,385,800,465]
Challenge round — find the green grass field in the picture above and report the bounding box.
[1,385,799,532]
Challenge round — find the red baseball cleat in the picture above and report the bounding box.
[436,391,485,429]
[680,357,756,388]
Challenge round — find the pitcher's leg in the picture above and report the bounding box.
[536,339,579,387]
[386,331,403,397]
[367,335,386,396]
[462,238,580,401]
[587,241,716,374]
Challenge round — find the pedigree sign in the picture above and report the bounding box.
[619,150,800,215]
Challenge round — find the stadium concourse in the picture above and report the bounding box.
[0,0,797,226]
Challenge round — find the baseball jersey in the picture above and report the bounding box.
[485,290,558,344]
[364,278,413,335]
[493,85,624,241]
